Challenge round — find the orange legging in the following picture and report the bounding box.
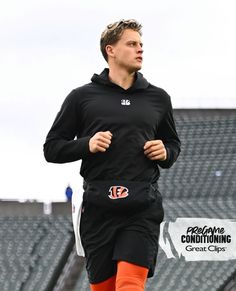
[90,261,149,291]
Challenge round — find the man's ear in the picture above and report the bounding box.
[106,45,115,58]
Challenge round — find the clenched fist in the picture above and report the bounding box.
[89,131,113,153]
[143,140,167,161]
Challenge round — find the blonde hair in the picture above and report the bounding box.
[100,19,142,62]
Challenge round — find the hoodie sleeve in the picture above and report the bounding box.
[43,89,91,163]
[156,94,181,169]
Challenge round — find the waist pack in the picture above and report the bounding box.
[83,180,160,213]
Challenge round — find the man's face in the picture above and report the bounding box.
[108,29,143,73]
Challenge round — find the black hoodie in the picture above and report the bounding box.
[44,69,181,183]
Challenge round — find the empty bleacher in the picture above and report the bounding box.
[152,109,236,291]
[0,202,74,291]
[160,110,236,199]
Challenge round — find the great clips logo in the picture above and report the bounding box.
[181,225,231,253]
[159,218,236,261]
[108,186,129,199]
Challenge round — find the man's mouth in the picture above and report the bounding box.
[136,57,143,62]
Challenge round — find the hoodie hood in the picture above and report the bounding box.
[91,68,149,92]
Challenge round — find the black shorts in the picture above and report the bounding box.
[79,191,164,284]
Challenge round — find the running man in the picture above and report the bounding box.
[44,19,181,291]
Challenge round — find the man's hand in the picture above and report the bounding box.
[143,140,167,161]
[89,131,113,153]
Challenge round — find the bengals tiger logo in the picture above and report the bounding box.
[108,186,129,200]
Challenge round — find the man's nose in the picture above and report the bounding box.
[137,45,143,54]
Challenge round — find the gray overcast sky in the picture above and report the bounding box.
[0,0,236,202]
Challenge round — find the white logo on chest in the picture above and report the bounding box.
[121,99,131,106]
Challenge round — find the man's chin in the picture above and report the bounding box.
[129,64,142,73]
[136,62,143,71]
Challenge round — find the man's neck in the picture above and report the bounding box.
[108,67,135,90]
